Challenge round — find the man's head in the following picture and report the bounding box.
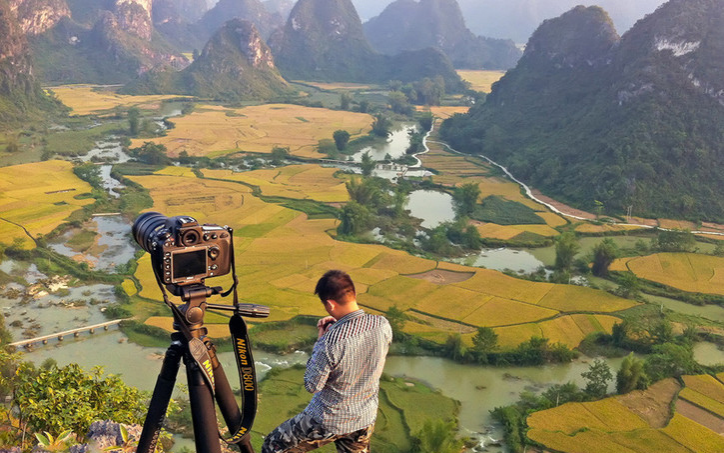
[315,270,358,319]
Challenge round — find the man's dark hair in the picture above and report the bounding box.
[315,270,356,304]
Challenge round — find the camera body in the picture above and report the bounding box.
[133,212,232,287]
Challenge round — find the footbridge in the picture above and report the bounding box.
[8,319,129,349]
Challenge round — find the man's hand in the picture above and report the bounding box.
[317,316,336,338]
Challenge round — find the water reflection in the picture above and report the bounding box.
[406,190,456,228]
[459,248,547,274]
[351,124,416,162]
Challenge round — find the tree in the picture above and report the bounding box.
[333,130,350,151]
[386,305,406,337]
[133,142,170,165]
[12,363,147,441]
[388,91,413,114]
[337,201,372,236]
[581,359,613,399]
[471,327,497,363]
[652,229,696,252]
[271,146,290,165]
[555,232,580,270]
[452,183,480,218]
[616,272,640,299]
[713,241,724,257]
[340,92,351,110]
[644,342,700,382]
[5,137,19,153]
[444,333,466,361]
[127,107,140,136]
[592,238,619,277]
[418,111,434,132]
[412,418,463,453]
[371,114,391,137]
[360,151,375,177]
[616,353,649,394]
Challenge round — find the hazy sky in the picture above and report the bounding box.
[351,0,668,43]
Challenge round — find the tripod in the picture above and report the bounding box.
[136,284,269,453]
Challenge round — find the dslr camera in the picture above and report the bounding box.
[133,212,232,287]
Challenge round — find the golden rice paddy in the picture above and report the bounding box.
[612,252,724,296]
[49,85,181,116]
[527,374,724,453]
[456,70,506,93]
[130,104,373,158]
[0,160,94,246]
[130,168,635,347]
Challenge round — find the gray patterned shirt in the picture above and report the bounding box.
[303,309,392,434]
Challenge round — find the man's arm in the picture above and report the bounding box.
[304,340,333,394]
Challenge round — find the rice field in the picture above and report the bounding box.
[204,166,349,203]
[0,160,94,246]
[131,104,373,158]
[456,70,506,93]
[528,374,724,453]
[129,168,635,348]
[49,85,180,116]
[613,253,724,296]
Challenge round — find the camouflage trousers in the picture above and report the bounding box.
[261,413,374,453]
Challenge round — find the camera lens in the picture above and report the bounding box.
[180,229,200,246]
[132,212,168,252]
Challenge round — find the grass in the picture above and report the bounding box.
[131,104,373,159]
[249,367,459,453]
[472,195,546,225]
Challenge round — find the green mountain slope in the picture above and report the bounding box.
[123,19,290,101]
[440,0,724,222]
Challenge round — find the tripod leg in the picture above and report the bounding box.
[137,341,183,453]
[187,353,223,453]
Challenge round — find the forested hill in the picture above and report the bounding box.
[441,0,724,223]
[362,0,521,70]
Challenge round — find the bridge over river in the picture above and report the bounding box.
[8,319,129,349]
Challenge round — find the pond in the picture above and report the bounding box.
[351,123,417,162]
[457,248,547,274]
[405,190,456,228]
[693,341,724,366]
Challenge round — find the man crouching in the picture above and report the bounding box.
[262,270,393,453]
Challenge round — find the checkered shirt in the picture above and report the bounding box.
[303,309,392,434]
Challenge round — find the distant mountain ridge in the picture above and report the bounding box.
[122,18,290,101]
[440,0,724,221]
[363,0,521,69]
[270,0,465,89]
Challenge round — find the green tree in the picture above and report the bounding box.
[337,201,372,236]
[471,327,497,363]
[452,183,480,218]
[388,91,413,114]
[713,241,724,257]
[616,272,640,299]
[653,229,696,252]
[581,358,613,399]
[360,151,375,177]
[412,418,462,453]
[644,342,700,382]
[271,146,290,165]
[127,107,140,136]
[418,111,434,132]
[333,130,350,151]
[592,238,619,277]
[555,232,580,270]
[386,305,406,337]
[5,137,19,153]
[340,92,351,110]
[444,333,466,361]
[13,363,147,441]
[132,142,170,165]
[371,114,391,137]
[616,353,649,394]
[406,130,424,155]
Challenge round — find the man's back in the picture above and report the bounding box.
[304,310,392,434]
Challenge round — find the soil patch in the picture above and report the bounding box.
[407,269,474,285]
[616,378,681,428]
[676,399,724,434]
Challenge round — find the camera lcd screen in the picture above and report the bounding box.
[172,249,207,280]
